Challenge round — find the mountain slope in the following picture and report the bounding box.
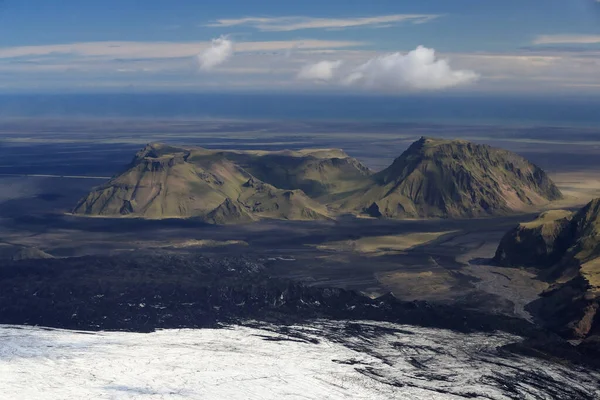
[494,209,574,268]
[494,199,600,347]
[219,148,372,201]
[72,143,345,222]
[338,137,562,218]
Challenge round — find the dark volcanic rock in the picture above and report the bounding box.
[527,276,596,338]
[1,253,597,368]
[0,253,534,335]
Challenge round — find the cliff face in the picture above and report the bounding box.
[494,200,600,344]
[338,137,562,219]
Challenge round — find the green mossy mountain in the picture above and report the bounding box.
[74,138,562,223]
[494,199,600,346]
[72,143,363,222]
[338,137,562,218]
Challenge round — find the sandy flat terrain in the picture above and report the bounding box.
[314,231,456,256]
[549,171,600,208]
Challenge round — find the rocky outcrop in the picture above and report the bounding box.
[494,210,573,268]
[494,199,600,351]
[527,276,597,339]
[204,198,256,225]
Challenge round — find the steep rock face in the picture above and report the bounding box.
[565,198,600,264]
[495,199,600,344]
[528,276,597,339]
[339,137,562,219]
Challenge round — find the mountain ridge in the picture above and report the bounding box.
[73,138,563,223]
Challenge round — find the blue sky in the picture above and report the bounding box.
[0,0,599,94]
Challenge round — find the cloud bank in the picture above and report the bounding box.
[197,37,234,70]
[0,40,363,61]
[297,60,343,81]
[298,46,479,91]
[207,14,439,32]
[533,34,600,45]
[5,40,600,94]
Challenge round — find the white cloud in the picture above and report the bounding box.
[4,40,600,94]
[298,46,479,91]
[343,46,479,91]
[197,36,234,70]
[206,14,439,32]
[533,34,600,45]
[297,60,343,81]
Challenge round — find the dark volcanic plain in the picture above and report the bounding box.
[2,118,600,318]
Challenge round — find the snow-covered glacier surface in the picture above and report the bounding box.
[1,321,599,400]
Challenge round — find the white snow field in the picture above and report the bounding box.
[1,321,599,399]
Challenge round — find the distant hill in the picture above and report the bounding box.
[73,138,562,223]
[72,143,367,222]
[337,137,562,218]
[494,199,600,351]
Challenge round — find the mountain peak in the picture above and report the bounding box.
[417,136,469,145]
[341,137,562,219]
[399,137,485,162]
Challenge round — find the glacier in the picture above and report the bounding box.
[1,321,599,399]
